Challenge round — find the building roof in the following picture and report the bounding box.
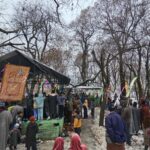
[0,50,70,84]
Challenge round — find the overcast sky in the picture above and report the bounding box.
[1,0,96,24]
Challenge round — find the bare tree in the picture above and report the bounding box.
[92,41,112,126]
[70,8,95,83]
[43,48,71,74]
[13,2,62,61]
[93,0,148,97]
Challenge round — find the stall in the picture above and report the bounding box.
[0,50,70,140]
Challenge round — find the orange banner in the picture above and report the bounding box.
[0,64,30,101]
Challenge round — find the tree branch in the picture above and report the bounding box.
[53,0,62,25]
[0,28,19,34]
[0,42,24,48]
[70,70,101,88]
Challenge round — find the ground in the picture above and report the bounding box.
[81,119,101,150]
[7,119,101,150]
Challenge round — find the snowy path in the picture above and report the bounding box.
[81,119,101,150]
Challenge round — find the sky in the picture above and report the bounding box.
[1,0,96,25]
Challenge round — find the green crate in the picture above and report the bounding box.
[38,126,59,140]
[22,118,64,140]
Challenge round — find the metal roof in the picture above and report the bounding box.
[0,50,70,84]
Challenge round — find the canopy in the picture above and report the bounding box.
[0,50,70,84]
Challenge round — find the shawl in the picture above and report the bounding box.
[53,137,64,150]
[69,134,82,150]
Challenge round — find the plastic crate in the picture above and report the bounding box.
[38,125,59,140]
[22,118,64,140]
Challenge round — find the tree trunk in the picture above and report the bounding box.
[137,49,143,99]
[81,51,88,82]
[119,52,126,97]
[145,48,150,98]
[99,90,107,126]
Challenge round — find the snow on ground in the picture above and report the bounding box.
[91,125,145,150]
[91,125,106,150]
[90,108,145,150]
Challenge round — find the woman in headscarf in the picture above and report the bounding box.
[69,134,87,150]
[52,137,64,150]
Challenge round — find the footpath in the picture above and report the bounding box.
[81,119,102,150]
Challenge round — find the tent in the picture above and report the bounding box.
[0,50,70,84]
[0,51,68,140]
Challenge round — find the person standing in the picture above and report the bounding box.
[121,100,133,146]
[26,116,38,150]
[105,104,126,150]
[23,93,34,120]
[10,105,23,128]
[47,89,57,119]
[9,123,21,150]
[68,99,73,123]
[0,102,12,150]
[35,93,45,120]
[33,94,38,120]
[141,101,150,128]
[143,115,150,150]
[83,99,88,119]
[90,95,95,119]
[57,92,66,118]
[132,102,140,134]
[73,110,82,136]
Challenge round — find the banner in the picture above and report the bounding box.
[125,81,129,94]
[126,77,138,98]
[0,64,30,101]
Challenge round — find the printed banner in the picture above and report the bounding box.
[0,64,30,101]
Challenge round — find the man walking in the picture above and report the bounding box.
[105,104,126,150]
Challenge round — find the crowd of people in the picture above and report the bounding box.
[0,90,98,150]
[1,87,150,150]
[2,87,150,150]
[105,95,150,150]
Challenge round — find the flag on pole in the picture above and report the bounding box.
[125,81,129,94]
[126,77,138,98]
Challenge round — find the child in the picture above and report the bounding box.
[9,123,21,150]
[52,137,64,150]
[73,110,82,136]
[26,116,38,150]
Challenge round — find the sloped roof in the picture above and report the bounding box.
[0,50,70,84]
